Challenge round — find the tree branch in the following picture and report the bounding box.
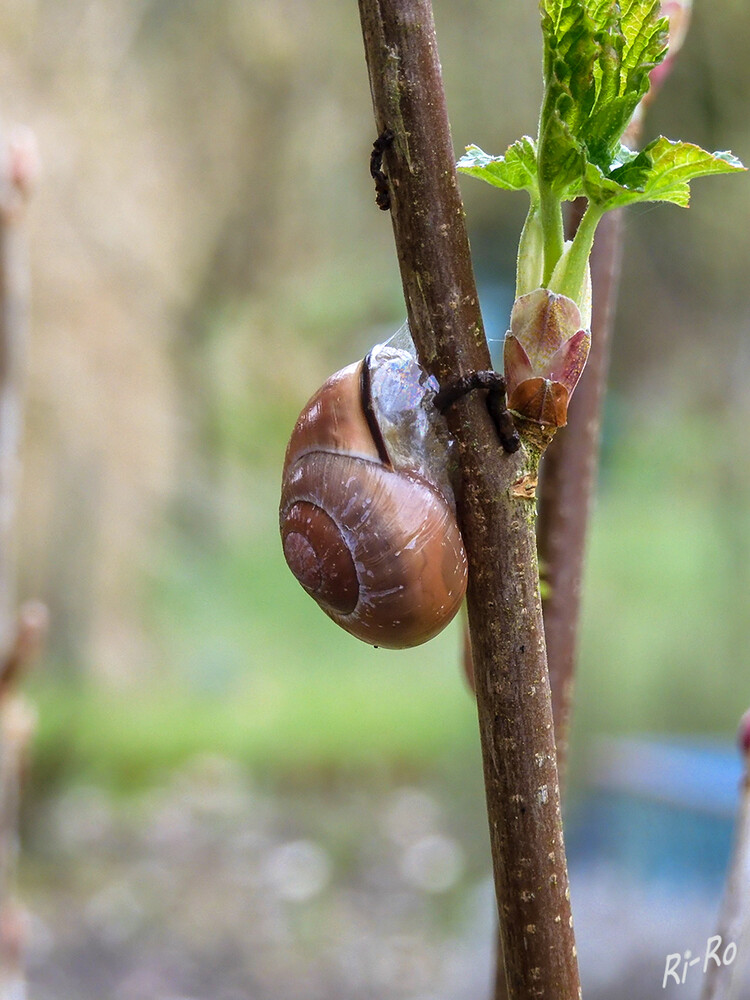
[358,3,581,997]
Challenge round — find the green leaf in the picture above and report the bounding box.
[459,0,745,292]
[457,138,539,199]
[538,0,668,193]
[583,138,747,209]
[585,0,668,164]
[538,1,603,192]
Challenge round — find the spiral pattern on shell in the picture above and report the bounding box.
[279,350,468,648]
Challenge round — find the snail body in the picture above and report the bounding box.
[280,344,468,648]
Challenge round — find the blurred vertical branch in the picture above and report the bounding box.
[0,131,33,658]
[537,0,693,779]
[0,126,48,1000]
[701,713,750,1000]
[536,204,624,776]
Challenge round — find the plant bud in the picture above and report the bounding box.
[503,288,590,427]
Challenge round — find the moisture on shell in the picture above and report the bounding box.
[367,343,456,508]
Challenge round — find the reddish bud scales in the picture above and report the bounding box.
[503,289,590,427]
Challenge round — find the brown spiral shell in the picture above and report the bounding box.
[279,345,468,648]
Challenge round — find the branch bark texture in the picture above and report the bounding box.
[358,3,581,997]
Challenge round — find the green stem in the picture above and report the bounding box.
[539,182,564,285]
[552,200,605,302]
[536,72,565,285]
[515,200,544,297]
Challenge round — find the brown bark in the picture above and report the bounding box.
[358,3,581,998]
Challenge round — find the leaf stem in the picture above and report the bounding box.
[536,63,564,285]
[552,199,605,302]
[515,200,543,297]
[539,182,564,285]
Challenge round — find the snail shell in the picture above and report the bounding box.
[280,344,468,648]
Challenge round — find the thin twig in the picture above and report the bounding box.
[358,3,581,997]
[700,715,750,1000]
[0,696,36,1000]
[0,126,42,1000]
[0,130,35,665]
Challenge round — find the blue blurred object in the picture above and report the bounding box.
[568,737,744,892]
[477,281,514,369]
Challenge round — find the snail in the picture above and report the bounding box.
[279,342,468,648]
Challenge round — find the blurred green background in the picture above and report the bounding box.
[1,2,749,997]
[5,0,745,788]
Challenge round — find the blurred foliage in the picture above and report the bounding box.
[0,0,746,791]
[27,405,750,796]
